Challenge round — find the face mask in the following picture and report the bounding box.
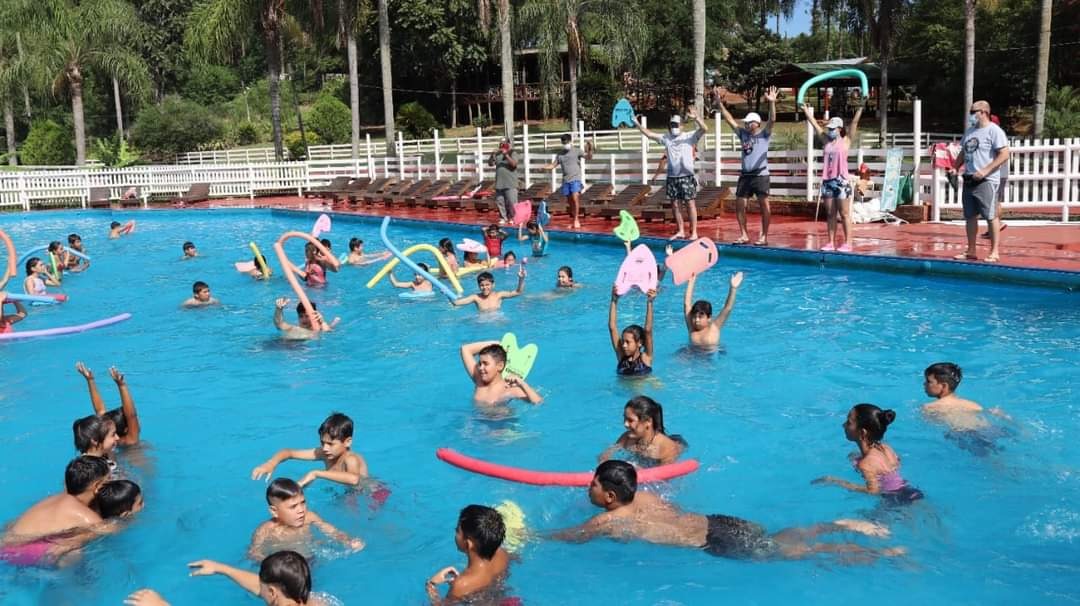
[826,129,838,140]
[669,127,680,136]
[968,114,978,128]
[562,144,572,152]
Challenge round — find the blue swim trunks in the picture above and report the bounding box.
[560,180,584,196]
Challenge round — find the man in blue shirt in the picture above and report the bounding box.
[949,100,1009,263]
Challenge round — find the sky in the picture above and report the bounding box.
[778,0,814,38]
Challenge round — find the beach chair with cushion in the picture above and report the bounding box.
[597,184,650,219]
[425,180,476,209]
[170,183,211,207]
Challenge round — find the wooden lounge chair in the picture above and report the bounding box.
[88,187,111,209]
[519,182,552,204]
[695,186,731,220]
[385,180,432,207]
[329,178,373,204]
[366,179,414,205]
[406,180,450,207]
[448,181,493,210]
[170,183,210,206]
[424,180,475,209]
[634,186,671,222]
[597,184,650,219]
[352,178,395,204]
[579,182,616,217]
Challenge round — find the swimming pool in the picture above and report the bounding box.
[1,209,1078,605]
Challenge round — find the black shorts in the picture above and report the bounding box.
[701,514,777,560]
[735,175,770,199]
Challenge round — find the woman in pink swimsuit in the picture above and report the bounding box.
[803,99,864,252]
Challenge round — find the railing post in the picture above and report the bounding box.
[550,154,557,189]
[19,173,28,211]
[932,164,942,222]
[640,116,648,185]
[578,120,587,187]
[416,156,423,180]
[476,127,485,181]
[609,154,616,184]
[434,129,442,181]
[456,155,463,181]
[617,129,623,151]
[1063,138,1074,222]
[714,112,722,186]
[523,123,532,189]
[366,134,374,179]
[913,99,923,186]
[82,172,90,209]
[398,132,406,180]
[248,165,255,199]
[805,118,814,201]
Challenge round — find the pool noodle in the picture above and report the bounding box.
[366,241,463,294]
[249,242,271,277]
[0,313,132,342]
[4,293,67,305]
[272,232,339,330]
[376,217,459,302]
[436,448,699,486]
[796,68,870,106]
[17,244,90,269]
[0,229,14,290]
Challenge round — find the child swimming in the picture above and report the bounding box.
[608,285,656,376]
[182,241,198,258]
[452,270,525,312]
[251,412,369,488]
[813,404,924,503]
[183,281,219,307]
[426,505,511,605]
[346,238,391,266]
[23,256,61,295]
[551,460,897,561]
[109,221,123,239]
[599,396,683,465]
[273,298,338,340]
[189,550,333,605]
[518,220,548,257]
[76,361,142,450]
[248,478,364,561]
[556,266,579,289]
[93,479,144,519]
[682,272,743,348]
[301,243,329,287]
[47,241,66,279]
[249,252,271,280]
[65,233,90,272]
[0,293,27,334]
[388,265,433,293]
[482,224,508,258]
[921,362,1011,455]
[460,341,542,405]
[439,238,460,273]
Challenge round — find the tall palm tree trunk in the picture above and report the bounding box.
[377,0,395,155]
[1032,0,1052,136]
[112,77,124,139]
[347,34,361,158]
[498,0,514,136]
[568,52,578,130]
[693,0,706,115]
[963,0,975,128]
[265,30,285,161]
[16,32,30,118]
[70,67,87,165]
[4,100,16,165]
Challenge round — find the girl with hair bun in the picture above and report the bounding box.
[813,403,923,503]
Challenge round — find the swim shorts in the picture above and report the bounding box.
[735,174,770,198]
[666,175,698,202]
[560,180,584,196]
[701,514,778,560]
[961,176,997,220]
[821,178,852,200]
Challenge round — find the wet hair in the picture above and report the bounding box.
[304,242,317,260]
[259,551,311,604]
[349,237,363,251]
[65,455,110,495]
[182,241,195,251]
[925,362,962,391]
[417,262,430,273]
[690,300,712,317]
[320,238,332,250]
[478,344,507,365]
[477,271,494,285]
[850,403,896,444]
[110,221,121,229]
[626,395,666,434]
[558,266,573,280]
[458,505,505,560]
[94,480,142,518]
[622,324,646,351]
[318,412,353,441]
[560,133,572,144]
[192,281,209,293]
[526,220,538,230]
[73,414,114,453]
[266,478,303,504]
[68,233,81,245]
[295,300,317,316]
[104,408,130,437]
[594,460,637,504]
[48,241,63,253]
[439,238,455,254]
[25,257,42,275]
[503,251,516,262]
[252,254,267,272]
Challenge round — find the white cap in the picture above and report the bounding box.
[743,112,762,124]
[669,115,681,125]
[826,117,844,129]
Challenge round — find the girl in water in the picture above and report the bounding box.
[803,98,863,251]
[76,362,142,448]
[555,266,579,289]
[608,285,656,377]
[23,257,60,295]
[813,403,923,503]
[438,238,460,273]
[599,396,684,465]
[301,243,327,287]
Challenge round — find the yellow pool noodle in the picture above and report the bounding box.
[249,241,271,277]
[366,244,463,294]
[495,500,527,553]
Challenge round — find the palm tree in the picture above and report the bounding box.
[376,0,395,155]
[13,0,150,165]
[0,28,29,165]
[963,0,975,129]
[187,0,301,161]
[1032,0,1052,137]
[693,0,705,115]
[336,0,363,158]
[859,0,907,139]
[479,0,515,136]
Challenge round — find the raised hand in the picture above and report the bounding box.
[75,361,94,380]
[730,271,744,288]
[765,86,779,103]
[275,297,289,310]
[251,461,276,481]
[109,366,125,385]
[646,288,658,301]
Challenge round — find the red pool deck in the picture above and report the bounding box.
[183,196,1080,274]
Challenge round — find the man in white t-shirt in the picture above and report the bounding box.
[634,108,708,240]
[948,100,1009,263]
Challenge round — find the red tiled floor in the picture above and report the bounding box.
[184,196,1080,273]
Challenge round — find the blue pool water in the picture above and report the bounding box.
[1,210,1078,605]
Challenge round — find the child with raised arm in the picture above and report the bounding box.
[76,361,141,449]
[189,550,333,606]
[109,221,123,239]
[482,224,508,258]
[426,505,511,605]
[599,396,684,466]
[388,265,434,294]
[518,220,548,257]
[346,238,391,266]
[922,362,1011,455]
[182,281,219,307]
[248,478,364,561]
[608,285,656,376]
[23,257,60,295]
[251,413,369,488]
[460,341,542,405]
[452,269,525,312]
[0,293,28,334]
[682,271,743,348]
[542,134,594,229]
[273,298,338,340]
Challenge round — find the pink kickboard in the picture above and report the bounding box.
[235,261,256,272]
[457,238,486,254]
[512,201,532,226]
[311,214,332,238]
[665,238,719,285]
[615,244,658,295]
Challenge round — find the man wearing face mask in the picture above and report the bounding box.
[949,100,1009,262]
[634,107,708,240]
[718,86,778,245]
[488,139,519,225]
[543,134,594,229]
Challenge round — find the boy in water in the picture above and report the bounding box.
[460,341,542,405]
[551,460,899,562]
[682,271,743,348]
[182,242,198,258]
[273,297,338,340]
[452,270,525,312]
[388,264,433,294]
[182,281,219,307]
[65,234,90,272]
[248,478,364,560]
[922,362,1010,435]
[482,224,508,258]
[251,413,369,488]
[346,238,391,266]
[427,505,511,605]
[109,222,124,239]
[0,293,28,334]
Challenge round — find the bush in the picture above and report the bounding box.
[92,135,140,167]
[183,64,242,106]
[130,97,225,160]
[576,72,620,131]
[397,102,440,139]
[21,120,75,166]
[307,95,351,144]
[235,121,260,146]
[284,130,322,160]
[470,114,491,130]
[1044,85,1080,139]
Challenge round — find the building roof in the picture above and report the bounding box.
[769,59,914,88]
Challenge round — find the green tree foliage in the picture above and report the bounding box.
[712,27,793,113]
[21,119,75,165]
[92,135,140,167]
[234,121,260,145]
[576,71,619,130]
[1044,86,1080,138]
[307,94,351,144]
[130,96,223,160]
[284,129,321,160]
[183,64,242,106]
[396,102,440,138]
[135,0,196,97]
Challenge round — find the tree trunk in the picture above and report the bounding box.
[811,0,821,35]
[265,31,285,161]
[1032,0,1052,136]
[498,0,514,137]
[377,0,395,155]
[347,33,361,158]
[4,101,16,165]
[963,0,975,130]
[112,77,124,139]
[16,32,31,118]
[451,79,458,128]
[878,61,889,140]
[693,0,706,115]
[69,67,87,165]
[568,52,578,130]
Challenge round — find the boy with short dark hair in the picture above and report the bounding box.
[182,241,198,258]
[681,271,743,348]
[426,505,511,605]
[248,478,364,560]
[109,222,123,239]
[273,297,339,340]
[459,341,542,405]
[182,281,218,307]
[922,362,1009,431]
[452,270,525,312]
[251,412,369,488]
[481,224,508,258]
